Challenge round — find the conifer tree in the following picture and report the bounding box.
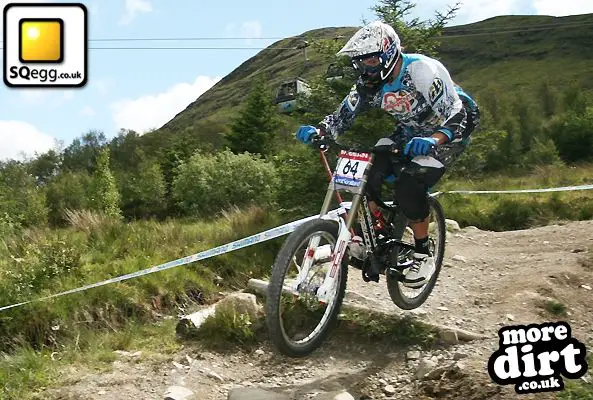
[225,77,279,156]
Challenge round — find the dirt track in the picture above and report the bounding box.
[43,220,593,400]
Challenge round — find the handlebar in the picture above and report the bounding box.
[310,134,402,156]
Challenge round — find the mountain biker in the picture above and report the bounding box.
[295,20,480,289]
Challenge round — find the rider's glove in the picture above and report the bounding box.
[404,137,437,156]
[296,125,318,144]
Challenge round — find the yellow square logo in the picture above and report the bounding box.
[19,18,64,63]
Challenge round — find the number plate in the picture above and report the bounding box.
[333,150,371,188]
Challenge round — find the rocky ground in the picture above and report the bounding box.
[42,220,593,400]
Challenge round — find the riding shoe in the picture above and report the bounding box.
[403,252,435,289]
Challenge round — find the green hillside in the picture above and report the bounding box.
[148,13,593,147]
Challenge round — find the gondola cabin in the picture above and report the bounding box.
[274,78,311,114]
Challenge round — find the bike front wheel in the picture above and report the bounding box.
[265,218,348,357]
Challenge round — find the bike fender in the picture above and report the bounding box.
[319,211,351,242]
[320,208,345,223]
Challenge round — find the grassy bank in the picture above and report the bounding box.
[437,163,593,231]
[0,205,291,398]
[0,319,182,399]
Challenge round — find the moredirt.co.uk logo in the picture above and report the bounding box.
[488,321,588,394]
[2,2,87,88]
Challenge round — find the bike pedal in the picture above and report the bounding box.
[362,269,380,283]
[387,268,404,280]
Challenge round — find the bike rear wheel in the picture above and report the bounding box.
[386,195,446,310]
[266,218,348,357]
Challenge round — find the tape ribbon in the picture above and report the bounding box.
[1,183,592,312]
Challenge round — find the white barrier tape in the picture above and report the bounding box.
[3,182,592,312]
[0,210,342,312]
[431,184,593,196]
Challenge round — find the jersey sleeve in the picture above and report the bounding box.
[410,59,467,143]
[318,80,370,139]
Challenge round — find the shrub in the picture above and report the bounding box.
[45,171,91,225]
[116,159,167,219]
[549,108,593,163]
[0,161,48,227]
[520,137,564,169]
[3,236,82,299]
[172,150,279,217]
[453,129,521,175]
[272,143,329,216]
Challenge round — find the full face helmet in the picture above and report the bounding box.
[337,21,402,88]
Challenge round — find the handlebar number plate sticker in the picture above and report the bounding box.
[333,150,371,188]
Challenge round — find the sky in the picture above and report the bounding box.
[0,0,592,160]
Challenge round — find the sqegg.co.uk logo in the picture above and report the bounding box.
[3,2,87,88]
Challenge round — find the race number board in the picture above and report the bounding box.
[333,150,371,193]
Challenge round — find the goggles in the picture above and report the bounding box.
[352,54,383,76]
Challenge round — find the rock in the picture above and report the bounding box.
[455,361,467,370]
[437,306,449,311]
[255,349,265,355]
[217,292,262,320]
[423,361,465,381]
[177,293,261,338]
[334,391,355,400]
[423,365,449,380]
[445,219,461,232]
[200,366,224,382]
[172,361,186,370]
[444,262,455,268]
[383,385,396,395]
[452,255,467,263]
[416,359,438,379]
[228,388,290,400]
[581,285,592,291]
[505,314,515,321]
[438,329,459,344]
[314,391,356,400]
[407,350,421,360]
[113,350,142,358]
[164,386,194,400]
[453,352,468,360]
[409,308,428,317]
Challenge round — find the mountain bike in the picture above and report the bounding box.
[265,134,446,357]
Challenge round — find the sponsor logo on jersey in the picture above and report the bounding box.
[382,91,416,115]
[429,78,444,103]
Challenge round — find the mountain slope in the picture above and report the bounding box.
[150,14,593,146]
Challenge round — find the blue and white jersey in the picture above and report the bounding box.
[319,53,478,144]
